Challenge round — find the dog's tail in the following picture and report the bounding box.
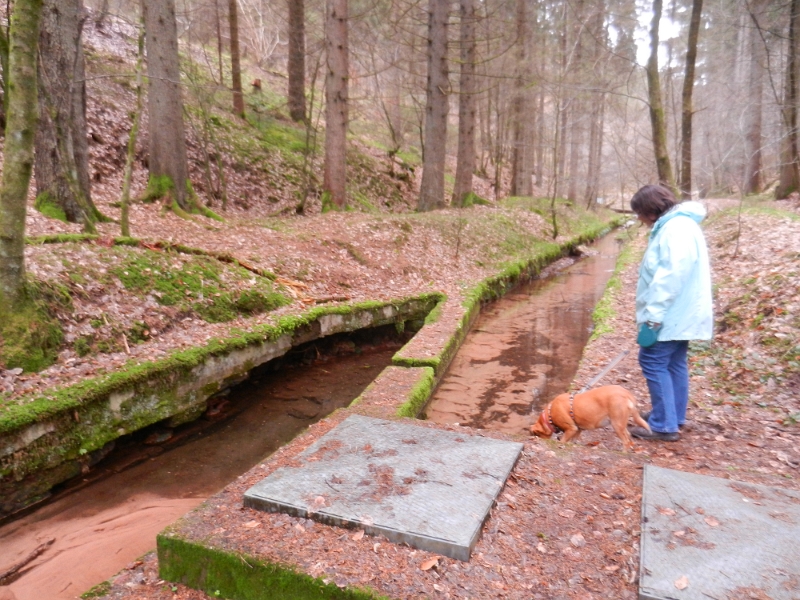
[628,399,651,431]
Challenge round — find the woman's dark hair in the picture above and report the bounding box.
[630,184,676,220]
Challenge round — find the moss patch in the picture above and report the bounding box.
[0,281,69,372]
[158,533,388,600]
[395,367,436,418]
[34,192,68,222]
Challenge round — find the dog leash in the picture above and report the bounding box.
[575,349,630,394]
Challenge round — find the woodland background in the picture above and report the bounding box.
[0,0,798,362]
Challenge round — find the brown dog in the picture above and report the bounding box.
[530,385,650,450]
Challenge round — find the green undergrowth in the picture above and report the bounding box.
[109,249,288,323]
[8,236,290,366]
[158,534,388,600]
[589,236,640,342]
[0,281,70,372]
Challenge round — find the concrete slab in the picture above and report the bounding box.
[640,464,800,600]
[243,414,523,561]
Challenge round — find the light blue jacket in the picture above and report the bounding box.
[636,201,713,341]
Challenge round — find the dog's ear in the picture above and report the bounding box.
[531,411,551,438]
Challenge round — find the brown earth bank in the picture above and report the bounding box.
[53,201,797,600]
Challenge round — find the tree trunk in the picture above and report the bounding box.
[510,0,526,197]
[287,0,306,122]
[584,95,605,206]
[646,0,674,188]
[679,0,703,199]
[229,0,244,117]
[143,0,190,211]
[566,0,586,203]
[743,1,766,194]
[0,26,8,130]
[418,0,449,211]
[120,15,145,238]
[453,0,476,206]
[34,0,99,231]
[0,0,42,308]
[777,0,800,199]
[215,0,224,86]
[323,0,348,209]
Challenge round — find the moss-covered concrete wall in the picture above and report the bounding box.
[0,296,440,519]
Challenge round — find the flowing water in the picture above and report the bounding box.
[425,234,622,435]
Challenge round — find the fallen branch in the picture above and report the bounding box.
[0,538,55,584]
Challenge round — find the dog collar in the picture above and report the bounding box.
[545,405,563,435]
[569,393,579,429]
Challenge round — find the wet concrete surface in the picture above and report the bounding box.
[425,234,622,435]
[0,334,403,600]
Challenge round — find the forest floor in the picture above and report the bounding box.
[40,195,792,600]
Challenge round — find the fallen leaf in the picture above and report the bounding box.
[421,557,439,571]
[352,530,365,541]
[243,520,260,528]
[657,506,676,516]
[674,575,689,590]
[704,517,720,527]
[570,533,586,548]
[673,530,685,537]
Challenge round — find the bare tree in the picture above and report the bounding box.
[453,0,476,206]
[323,0,348,209]
[0,0,43,308]
[777,0,800,199]
[418,0,449,212]
[646,0,674,188]
[143,0,192,213]
[743,0,767,194]
[287,0,306,122]
[34,0,102,231]
[679,0,703,198]
[510,0,531,197]
[229,0,244,117]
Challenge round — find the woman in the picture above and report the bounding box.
[629,184,713,441]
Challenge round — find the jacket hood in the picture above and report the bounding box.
[651,200,707,237]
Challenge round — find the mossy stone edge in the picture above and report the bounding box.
[0,296,440,520]
[157,532,389,600]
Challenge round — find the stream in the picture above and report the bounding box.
[0,235,620,600]
[425,233,622,435]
